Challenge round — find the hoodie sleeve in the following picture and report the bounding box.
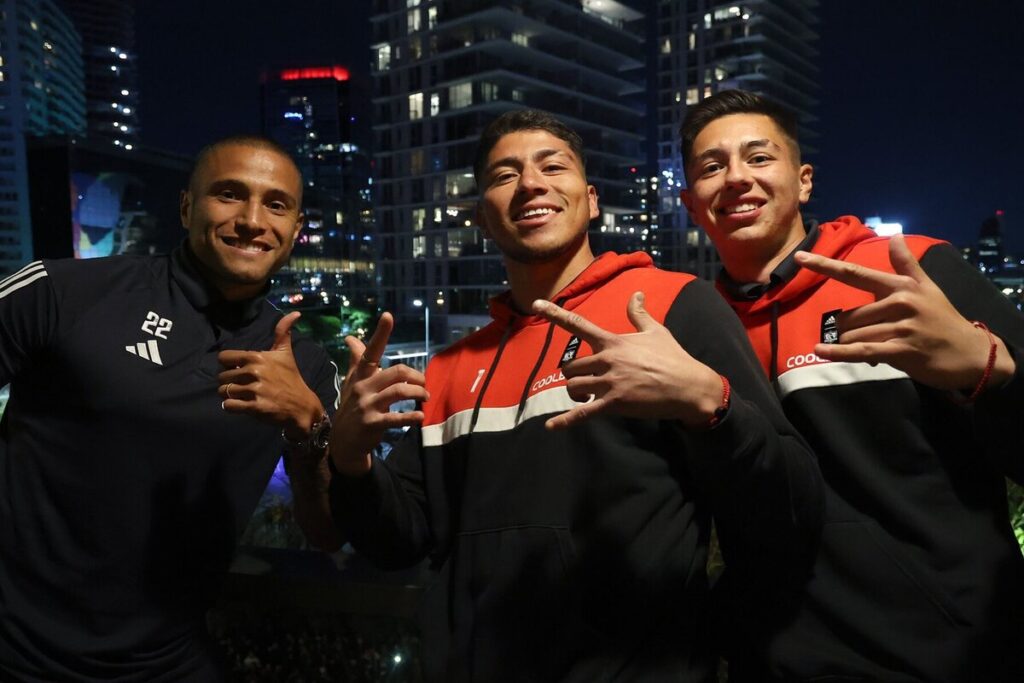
[328,425,435,570]
[664,278,824,588]
[920,243,1024,483]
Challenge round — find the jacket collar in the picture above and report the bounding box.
[170,241,269,325]
[487,251,654,328]
[718,216,878,315]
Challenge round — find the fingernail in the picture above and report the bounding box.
[532,299,549,312]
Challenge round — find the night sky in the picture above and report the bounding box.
[137,0,1024,251]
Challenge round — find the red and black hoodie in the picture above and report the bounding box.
[331,252,821,682]
[718,216,1024,682]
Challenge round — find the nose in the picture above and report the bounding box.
[723,159,753,187]
[236,200,266,232]
[517,164,548,194]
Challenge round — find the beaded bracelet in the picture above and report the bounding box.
[966,321,997,403]
[707,375,732,428]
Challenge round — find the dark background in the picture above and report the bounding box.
[137,0,1024,251]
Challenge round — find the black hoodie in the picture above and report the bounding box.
[332,252,822,682]
[718,217,1024,682]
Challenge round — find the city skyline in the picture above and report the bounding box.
[132,1,1022,254]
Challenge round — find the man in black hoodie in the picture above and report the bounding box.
[327,109,822,682]
[680,89,1024,681]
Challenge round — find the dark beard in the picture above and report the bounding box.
[499,228,589,266]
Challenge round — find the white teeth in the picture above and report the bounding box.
[518,207,555,219]
[223,237,266,252]
[725,203,759,214]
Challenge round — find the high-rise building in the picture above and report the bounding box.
[57,0,139,150]
[653,0,819,278]
[261,65,376,314]
[0,0,85,276]
[370,0,648,344]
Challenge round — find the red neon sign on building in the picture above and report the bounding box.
[279,66,350,82]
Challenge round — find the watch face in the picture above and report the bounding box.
[311,415,332,450]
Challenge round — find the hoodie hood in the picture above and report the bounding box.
[487,251,655,327]
[723,216,878,316]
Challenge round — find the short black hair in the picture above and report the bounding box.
[474,109,586,184]
[187,134,303,204]
[679,90,801,175]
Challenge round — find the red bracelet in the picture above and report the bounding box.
[966,321,997,403]
[707,375,731,428]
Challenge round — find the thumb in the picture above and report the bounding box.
[888,234,927,283]
[625,291,658,333]
[272,311,301,351]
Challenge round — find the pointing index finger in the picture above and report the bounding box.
[361,312,394,366]
[532,299,612,349]
[794,250,903,298]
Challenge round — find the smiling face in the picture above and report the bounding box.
[681,113,813,278]
[475,129,598,267]
[181,143,303,300]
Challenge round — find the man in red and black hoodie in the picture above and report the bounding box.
[327,110,822,681]
[680,89,1024,681]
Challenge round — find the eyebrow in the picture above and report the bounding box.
[207,178,299,208]
[484,148,575,176]
[692,138,777,164]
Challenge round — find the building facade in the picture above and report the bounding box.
[57,0,139,150]
[261,65,376,316]
[0,0,84,276]
[370,0,648,344]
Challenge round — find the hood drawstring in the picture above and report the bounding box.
[468,321,515,434]
[514,297,564,425]
[769,300,780,385]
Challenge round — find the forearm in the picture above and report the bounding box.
[328,456,434,570]
[667,280,823,575]
[286,451,343,552]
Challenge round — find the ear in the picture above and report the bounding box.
[679,188,697,219]
[798,163,814,204]
[179,190,191,229]
[292,213,305,240]
[475,203,492,239]
[587,185,599,220]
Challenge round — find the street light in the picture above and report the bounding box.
[412,298,429,366]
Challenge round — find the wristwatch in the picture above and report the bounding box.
[283,412,332,452]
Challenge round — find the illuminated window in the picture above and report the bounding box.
[409,92,423,120]
[412,208,426,231]
[430,92,440,116]
[412,235,425,258]
[660,38,671,54]
[688,31,696,49]
[512,88,524,102]
[428,7,437,29]
[512,32,529,47]
[449,82,472,109]
[715,66,728,81]
[406,0,419,6]
[407,9,421,33]
[686,87,699,105]
[480,82,498,102]
[376,44,391,71]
